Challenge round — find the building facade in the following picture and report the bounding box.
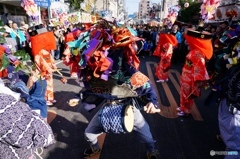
[94,0,124,19]
[137,0,179,23]
[138,0,150,20]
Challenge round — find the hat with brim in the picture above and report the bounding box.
[184,29,213,60]
[186,30,212,40]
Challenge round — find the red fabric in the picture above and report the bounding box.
[0,69,8,78]
[72,29,81,38]
[88,50,112,78]
[159,34,178,47]
[84,23,92,30]
[0,45,6,57]
[0,45,8,78]
[184,34,213,60]
[179,50,210,112]
[153,33,177,57]
[65,33,75,43]
[30,32,56,56]
[155,43,173,80]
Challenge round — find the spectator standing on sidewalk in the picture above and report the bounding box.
[171,25,183,65]
[9,22,26,50]
[52,26,61,60]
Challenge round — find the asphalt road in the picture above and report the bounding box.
[42,56,225,159]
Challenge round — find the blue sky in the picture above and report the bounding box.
[126,0,160,14]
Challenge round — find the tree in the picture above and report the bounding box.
[177,0,202,24]
[68,0,84,10]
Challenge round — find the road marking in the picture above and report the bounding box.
[47,110,57,124]
[55,60,63,65]
[87,133,106,159]
[146,61,203,121]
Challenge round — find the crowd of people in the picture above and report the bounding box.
[0,16,239,159]
[134,20,240,158]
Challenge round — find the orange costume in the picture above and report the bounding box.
[177,29,213,116]
[153,33,178,82]
[29,29,57,104]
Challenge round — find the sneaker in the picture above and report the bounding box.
[51,99,57,103]
[71,74,78,78]
[46,101,53,106]
[176,107,182,112]
[177,111,190,117]
[83,147,101,158]
[147,150,159,159]
[156,79,164,83]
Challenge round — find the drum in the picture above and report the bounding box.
[98,102,134,134]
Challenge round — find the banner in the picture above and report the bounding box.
[34,0,51,8]
[66,12,81,24]
[215,5,240,21]
[50,1,69,19]
[81,12,91,23]
[49,12,95,26]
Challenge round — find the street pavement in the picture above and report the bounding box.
[42,56,225,159]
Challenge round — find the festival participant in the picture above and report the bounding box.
[153,29,178,82]
[177,26,213,116]
[26,68,48,120]
[0,79,55,159]
[28,25,58,106]
[80,20,160,159]
[62,27,83,78]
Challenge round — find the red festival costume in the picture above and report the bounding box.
[30,30,57,102]
[153,33,178,82]
[178,29,213,116]
[63,30,81,78]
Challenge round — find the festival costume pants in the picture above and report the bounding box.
[85,105,156,152]
[218,98,240,159]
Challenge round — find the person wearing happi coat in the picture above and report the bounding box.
[153,31,178,82]
[176,27,213,116]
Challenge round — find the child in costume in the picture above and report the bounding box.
[153,30,178,82]
[28,25,57,108]
[177,27,213,116]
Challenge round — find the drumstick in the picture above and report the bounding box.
[186,87,198,99]
[55,69,63,77]
[55,69,68,84]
